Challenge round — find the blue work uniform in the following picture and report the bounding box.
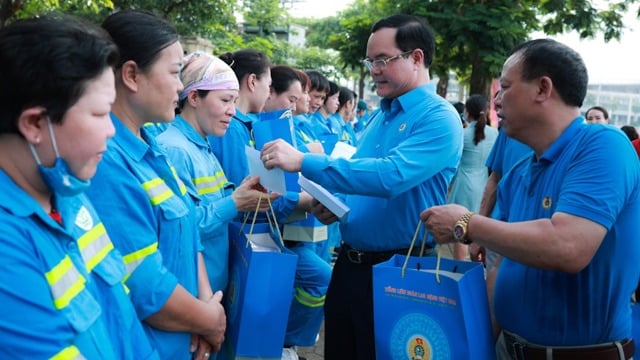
[331,113,357,147]
[495,118,640,345]
[86,114,200,359]
[302,83,463,359]
[293,114,319,153]
[158,116,237,292]
[486,126,532,178]
[0,171,157,359]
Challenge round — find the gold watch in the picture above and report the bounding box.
[453,211,474,245]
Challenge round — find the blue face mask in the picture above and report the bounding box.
[29,117,90,197]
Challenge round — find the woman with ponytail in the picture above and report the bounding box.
[447,94,499,260]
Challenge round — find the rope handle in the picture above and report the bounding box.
[239,194,285,248]
[400,221,444,283]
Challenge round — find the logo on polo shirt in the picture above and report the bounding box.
[542,196,552,209]
[399,123,406,132]
[75,206,93,230]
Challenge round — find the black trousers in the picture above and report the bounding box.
[324,250,377,360]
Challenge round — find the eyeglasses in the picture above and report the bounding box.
[361,50,414,71]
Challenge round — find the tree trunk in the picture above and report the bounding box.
[469,51,491,98]
[436,74,448,98]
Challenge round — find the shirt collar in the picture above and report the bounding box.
[380,83,435,115]
[110,113,153,162]
[538,116,585,163]
[173,116,209,149]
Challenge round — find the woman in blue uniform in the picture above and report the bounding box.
[86,10,224,360]
[0,15,157,359]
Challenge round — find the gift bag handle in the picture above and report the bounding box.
[401,221,444,283]
[240,194,285,248]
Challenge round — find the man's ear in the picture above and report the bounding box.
[119,60,140,93]
[17,107,47,144]
[536,76,553,102]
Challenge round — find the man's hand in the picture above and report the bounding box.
[420,204,468,244]
[261,139,304,172]
[309,199,338,225]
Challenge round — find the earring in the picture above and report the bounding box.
[34,136,41,144]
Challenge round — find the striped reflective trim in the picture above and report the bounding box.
[298,129,312,143]
[141,177,174,205]
[50,345,86,360]
[77,223,113,273]
[294,287,325,308]
[194,171,228,195]
[170,166,187,195]
[121,242,159,282]
[45,256,86,310]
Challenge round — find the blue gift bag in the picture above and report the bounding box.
[253,109,300,192]
[373,252,495,360]
[220,219,298,360]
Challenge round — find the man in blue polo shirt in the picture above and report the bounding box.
[422,39,640,359]
[261,14,463,359]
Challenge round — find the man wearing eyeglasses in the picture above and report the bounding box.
[260,14,463,359]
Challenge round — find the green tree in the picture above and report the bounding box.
[392,0,640,97]
[1,0,114,27]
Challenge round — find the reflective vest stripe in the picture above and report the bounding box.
[77,223,114,273]
[298,129,312,143]
[45,257,86,310]
[194,171,228,195]
[50,345,86,360]
[294,287,325,308]
[121,242,159,282]
[170,166,187,196]
[141,178,173,205]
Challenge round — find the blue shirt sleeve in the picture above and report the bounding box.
[87,152,179,319]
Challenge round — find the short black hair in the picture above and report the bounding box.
[270,65,301,95]
[0,14,118,135]
[305,70,329,94]
[509,38,587,108]
[371,14,435,67]
[102,9,178,72]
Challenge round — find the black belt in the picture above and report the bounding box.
[342,244,433,266]
[505,331,635,360]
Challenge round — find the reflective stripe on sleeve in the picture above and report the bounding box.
[45,256,86,310]
[141,178,174,205]
[193,170,228,196]
[121,242,159,282]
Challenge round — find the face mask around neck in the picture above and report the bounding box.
[28,116,90,197]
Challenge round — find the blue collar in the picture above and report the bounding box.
[538,116,585,163]
[173,116,209,150]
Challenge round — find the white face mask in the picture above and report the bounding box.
[29,116,90,197]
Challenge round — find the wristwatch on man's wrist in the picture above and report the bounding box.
[453,211,474,245]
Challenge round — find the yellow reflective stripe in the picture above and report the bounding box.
[45,257,86,310]
[294,287,325,308]
[141,178,173,205]
[77,223,113,273]
[298,129,312,143]
[121,242,159,282]
[194,171,228,195]
[50,345,86,360]
[171,166,187,195]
